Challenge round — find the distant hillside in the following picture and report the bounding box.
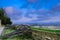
[24,22,60,26]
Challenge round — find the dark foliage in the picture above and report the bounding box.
[0,8,12,25]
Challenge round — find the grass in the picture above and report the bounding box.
[6,35,22,40]
[2,28,34,40]
[3,28,15,34]
[31,27,60,34]
[1,28,21,40]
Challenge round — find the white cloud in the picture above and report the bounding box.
[38,16,60,23]
[5,6,14,14]
[5,6,24,15]
[58,3,60,5]
[12,16,38,24]
[4,4,60,24]
[51,3,60,12]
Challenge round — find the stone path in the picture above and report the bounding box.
[0,27,4,36]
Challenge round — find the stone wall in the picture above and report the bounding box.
[32,30,60,40]
[0,20,1,26]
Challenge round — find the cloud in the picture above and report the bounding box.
[38,9,50,13]
[5,6,55,24]
[5,7,13,14]
[4,3,60,24]
[58,3,60,5]
[12,16,38,24]
[51,3,60,12]
[38,16,60,23]
[5,6,23,15]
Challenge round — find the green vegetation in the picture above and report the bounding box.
[3,29,15,34]
[1,26,60,40]
[1,27,34,40]
[0,8,12,25]
[4,35,22,40]
[1,28,20,40]
[31,27,60,34]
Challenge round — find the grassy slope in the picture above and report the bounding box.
[31,27,60,34]
[2,28,21,40]
[2,28,33,40]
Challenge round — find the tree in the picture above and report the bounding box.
[0,8,5,19]
[0,8,12,25]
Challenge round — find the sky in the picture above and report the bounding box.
[0,0,60,24]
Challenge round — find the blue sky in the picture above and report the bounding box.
[0,0,60,24]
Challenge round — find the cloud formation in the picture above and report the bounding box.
[51,3,60,12]
[12,16,38,24]
[4,2,60,24]
[5,7,13,14]
[38,16,60,23]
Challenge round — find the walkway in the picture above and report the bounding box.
[0,27,4,35]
